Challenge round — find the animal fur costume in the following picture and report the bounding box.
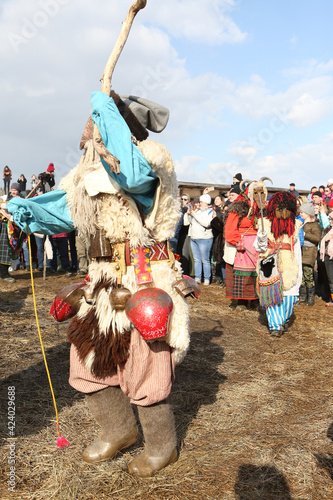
[59,137,190,374]
[6,93,191,478]
[254,192,302,336]
[59,103,190,474]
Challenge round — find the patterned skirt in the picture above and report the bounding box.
[0,221,11,265]
[225,263,257,300]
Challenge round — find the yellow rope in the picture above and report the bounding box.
[26,227,63,440]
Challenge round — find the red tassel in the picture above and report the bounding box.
[57,435,70,448]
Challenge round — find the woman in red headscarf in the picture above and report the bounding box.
[224,185,259,309]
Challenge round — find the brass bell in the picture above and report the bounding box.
[57,283,85,314]
[82,285,95,305]
[174,276,201,298]
[110,286,132,310]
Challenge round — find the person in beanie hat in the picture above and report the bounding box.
[9,182,21,194]
[232,173,242,186]
[298,203,321,305]
[38,163,55,193]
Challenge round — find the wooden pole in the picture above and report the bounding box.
[101,0,147,96]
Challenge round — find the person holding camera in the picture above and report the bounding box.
[38,163,55,193]
[183,194,214,285]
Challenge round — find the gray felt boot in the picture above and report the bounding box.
[128,399,178,478]
[82,386,138,464]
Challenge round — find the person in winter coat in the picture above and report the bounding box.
[183,193,214,285]
[320,211,333,306]
[17,174,27,193]
[3,166,12,195]
[211,195,226,286]
[298,203,322,306]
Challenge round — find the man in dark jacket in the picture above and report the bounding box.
[299,202,321,305]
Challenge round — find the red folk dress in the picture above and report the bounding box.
[224,212,258,300]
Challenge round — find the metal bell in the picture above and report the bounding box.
[125,287,173,340]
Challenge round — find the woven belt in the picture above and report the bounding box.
[94,240,172,286]
[128,241,169,265]
[268,241,291,251]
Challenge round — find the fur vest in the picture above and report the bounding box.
[59,139,189,377]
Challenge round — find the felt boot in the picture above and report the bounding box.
[82,386,138,464]
[306,286,315,306]
[128,399,178,478]
[0,263,15,282]
[298,285,307,304]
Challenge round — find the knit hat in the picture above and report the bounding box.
[233,173,242,182]
[327,179,333,185]
[312,190,322,198]
[47,163,55,172]
[230,184,241,195]
[200,194,211,204]
[11,182,21,192]
[328,199,333,208]
[300,202,315,217]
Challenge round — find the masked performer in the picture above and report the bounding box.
[224,184,259,309]
[6,89,197,477]
[254,191,302,337]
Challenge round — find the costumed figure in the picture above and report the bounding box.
[224,180,264,309]
[6,0,199,478]
[254,191,303,337]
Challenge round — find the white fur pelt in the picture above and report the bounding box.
[59,139,181,248]
[60,138,190,367]
[77,259,190,369]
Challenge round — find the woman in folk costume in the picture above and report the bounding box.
[254,191,303,337]
[224,183,259,309]
[6,0,198,478]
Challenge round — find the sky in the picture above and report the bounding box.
[1,0,333,191]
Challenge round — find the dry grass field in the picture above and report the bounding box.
[1,270,333,499]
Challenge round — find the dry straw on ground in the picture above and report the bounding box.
[1,271,333,499]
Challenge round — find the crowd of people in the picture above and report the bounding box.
[1,165,333,331]
[0,164,91,282]
[174,173,333,336]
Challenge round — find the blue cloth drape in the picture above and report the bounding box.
[91,91,158,215]
[7,190,74,235]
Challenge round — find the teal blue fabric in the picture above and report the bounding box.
[91,91,158,215]
[7,190,74,235]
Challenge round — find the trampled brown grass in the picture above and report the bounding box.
[1,271,333,499]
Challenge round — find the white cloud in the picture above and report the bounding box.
[228,142,258,162]
[0,0,333,193]
[287,93,333,126]
[144,0,247,45]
